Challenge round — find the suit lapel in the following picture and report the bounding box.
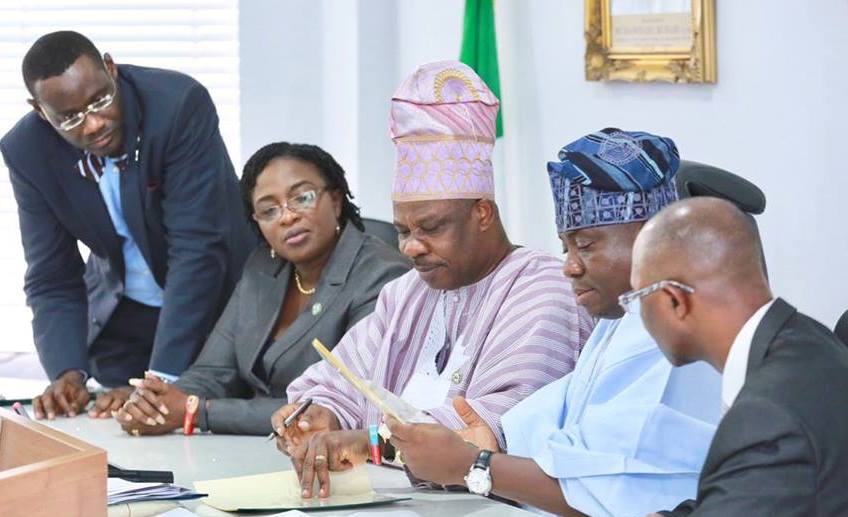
[244,259,290,389]
[747,297,796,373]
[116,72,155,279]
[263,225,366,377]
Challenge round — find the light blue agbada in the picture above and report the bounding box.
[502,309,721,517]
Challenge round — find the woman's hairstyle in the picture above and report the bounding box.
[240,142,364,237]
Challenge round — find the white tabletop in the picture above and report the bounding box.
[42,415,533,517]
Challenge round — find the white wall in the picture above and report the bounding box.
[241,0,848,326]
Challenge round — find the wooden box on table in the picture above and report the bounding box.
[0,407,106,516]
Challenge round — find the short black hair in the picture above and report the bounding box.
[240,142,364,238]
[22,31,102,96]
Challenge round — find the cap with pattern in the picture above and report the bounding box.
[389,60,500,202]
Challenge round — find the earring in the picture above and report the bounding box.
[335,225,341,236]
[270,248,276,259]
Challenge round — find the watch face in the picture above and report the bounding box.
[465,468,491,495]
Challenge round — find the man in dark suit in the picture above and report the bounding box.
[625,197,848,516]
[0,31,254,420]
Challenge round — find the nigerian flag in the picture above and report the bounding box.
[460,0,503,137]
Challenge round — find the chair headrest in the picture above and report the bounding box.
[675,160,766,215]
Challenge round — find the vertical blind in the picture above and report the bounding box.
[0,0,240,353]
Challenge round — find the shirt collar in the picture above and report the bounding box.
[75,152,129,183]
[721,298,775,413]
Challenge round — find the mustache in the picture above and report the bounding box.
[87,129,112,143]
[413,259,444,269]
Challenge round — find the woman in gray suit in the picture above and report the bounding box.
[114,143,410,435]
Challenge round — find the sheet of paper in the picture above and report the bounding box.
[194,467,373,512]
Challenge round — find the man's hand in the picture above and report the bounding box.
[291,430,369,499]
[453,396,500,452]
[386,416,479,487]
[87,387,133,419]
[271,402,340,453]
[32,370,90,419]
[114,375,186,436]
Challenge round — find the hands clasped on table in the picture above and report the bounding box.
[114,373,188,435]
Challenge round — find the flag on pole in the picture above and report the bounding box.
[460,0,503,137]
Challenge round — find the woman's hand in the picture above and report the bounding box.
[114,374,187,436]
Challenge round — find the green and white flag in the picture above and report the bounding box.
[460,0,503,138]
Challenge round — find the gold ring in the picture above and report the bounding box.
[314,454,327,463]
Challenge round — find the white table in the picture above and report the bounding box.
[43,416,534,517]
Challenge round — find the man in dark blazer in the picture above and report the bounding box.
[0,31,254,419]
[626,197,848,516]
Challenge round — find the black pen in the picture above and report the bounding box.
[108,464,174,484]
[266,397,313,442]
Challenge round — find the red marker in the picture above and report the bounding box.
[183,395,199,435]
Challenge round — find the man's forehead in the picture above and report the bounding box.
[34,54,109,111]
[563,227,601,241]
[393,199,460,224]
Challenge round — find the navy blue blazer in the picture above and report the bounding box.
[0,64,256,380]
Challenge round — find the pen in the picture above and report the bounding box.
[266,397,313,441]
[108,464,174,484]
[368,424,381,465]
[11,402,31,419]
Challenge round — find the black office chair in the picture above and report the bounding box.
[835,310,848,346]
[675,160,766,215]
[362,217,399,249]
[675,160,768,278]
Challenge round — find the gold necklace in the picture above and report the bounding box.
[294,270,316,295]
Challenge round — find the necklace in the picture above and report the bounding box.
[294,270,316,295]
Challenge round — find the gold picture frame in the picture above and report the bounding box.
[585,0,716,83]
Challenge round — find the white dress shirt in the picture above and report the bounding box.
[721,299,776,413]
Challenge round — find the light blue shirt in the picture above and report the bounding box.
[502,309,721,517]
[98,157,164,308]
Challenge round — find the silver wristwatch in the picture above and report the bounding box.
[464,449,493,496]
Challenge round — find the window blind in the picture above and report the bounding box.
[0,0,240,352]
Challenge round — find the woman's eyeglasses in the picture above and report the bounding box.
[253,188,327,224]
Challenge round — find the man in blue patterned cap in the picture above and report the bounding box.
[385,129,721,517]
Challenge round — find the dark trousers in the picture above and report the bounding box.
[88,298,160,388]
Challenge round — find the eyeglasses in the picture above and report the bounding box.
[46,72,117,131]
[252,187,326,224]
[618,280,695,314]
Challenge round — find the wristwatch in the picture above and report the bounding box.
[464,449,493,496]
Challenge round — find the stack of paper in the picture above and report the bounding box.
[107,478,205,506]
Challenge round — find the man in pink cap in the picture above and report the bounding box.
[272,61,593,498]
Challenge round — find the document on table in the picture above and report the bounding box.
[194,466,410,512]
[107,478,205,506]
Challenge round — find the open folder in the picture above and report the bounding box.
[194,467,409,512]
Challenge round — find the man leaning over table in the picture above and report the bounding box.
[0,31,253,420]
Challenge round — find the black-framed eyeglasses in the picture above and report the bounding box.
[47,73,118,132]
[252,187,327,224]
[618,280,695,314]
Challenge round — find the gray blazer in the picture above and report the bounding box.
[174,225,410,435]
[661,298,848,516]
